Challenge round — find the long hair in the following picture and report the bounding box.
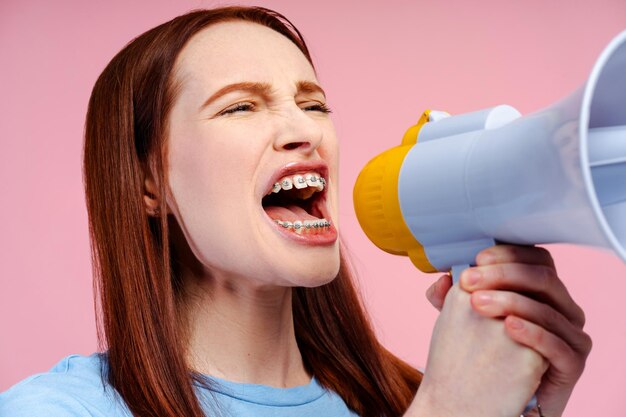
[84,6,421,417]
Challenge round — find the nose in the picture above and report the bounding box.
[272,105,323,154]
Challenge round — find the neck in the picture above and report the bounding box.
[181,271,310,388]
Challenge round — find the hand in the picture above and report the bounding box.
[409,282,547,417]
[426,245,592,417]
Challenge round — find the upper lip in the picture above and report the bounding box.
[263,160,329,197]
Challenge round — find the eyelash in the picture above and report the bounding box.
[220,102,255,115]
[303,103,332,114]
[218,102,332,116]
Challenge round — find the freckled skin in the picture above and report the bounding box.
[166,21,340,289]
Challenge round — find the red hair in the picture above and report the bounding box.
[84,6,421,417]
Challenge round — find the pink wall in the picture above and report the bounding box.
[1,0,625,415]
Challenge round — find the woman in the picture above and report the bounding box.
[0,6,590,417]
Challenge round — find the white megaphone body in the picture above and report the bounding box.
[354,30,626,282]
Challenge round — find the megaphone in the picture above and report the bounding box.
[354,30,626,281]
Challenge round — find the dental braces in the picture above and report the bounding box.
[275,219,331,230]
[272,175,326,193]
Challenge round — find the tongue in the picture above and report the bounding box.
[264,204,320,222]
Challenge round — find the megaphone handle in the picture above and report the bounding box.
[450,264,471,284]
[450,264,538,416]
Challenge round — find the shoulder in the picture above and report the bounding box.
[0,353,131,417]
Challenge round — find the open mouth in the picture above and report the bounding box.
[262,171,336,242]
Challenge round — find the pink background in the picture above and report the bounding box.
[1,0,625,415]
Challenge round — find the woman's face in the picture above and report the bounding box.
[165,21,340,289]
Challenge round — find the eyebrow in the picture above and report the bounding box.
[199,80,326,111]
[296,81,326,99]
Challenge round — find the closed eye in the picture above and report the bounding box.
[219,102,256,116]
[302,103,332,114]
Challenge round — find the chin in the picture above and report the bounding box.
[285,255,341,288]
[296,270,339,288]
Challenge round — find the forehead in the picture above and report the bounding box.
[174,20,317,91]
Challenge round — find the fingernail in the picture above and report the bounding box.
[473,293,492,306]
[477,252,496,265]
[507,317,524,330]
[426,283,434,299]
[462,269,481,288]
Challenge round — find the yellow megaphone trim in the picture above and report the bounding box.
[402,110,431,146]
[353,110,437,273]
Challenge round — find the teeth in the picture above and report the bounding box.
[293,175,307,189]
[281,178,293,190]
[269,172,326,195]
[305,174,317,187]
[306,174,325,192]
[317,177,325,191]
[275,219,331,231]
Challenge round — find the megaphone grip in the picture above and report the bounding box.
[450,264,470,284]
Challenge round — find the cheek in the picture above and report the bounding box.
[169,140,239,214]
[166,132,261,264]
[320,122,339,172]
[319,129,340,217]
[168,124,260,201]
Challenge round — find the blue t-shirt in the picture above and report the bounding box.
[0,353,359,417]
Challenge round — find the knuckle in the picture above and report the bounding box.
[537,265,556,292]
[578,332,593,355]
[575,304,586,328]
[543,303,563,328]
[536,246,555,267]
[502,292,519,315]
[533,325,545,346]
[535,246,550,256]
[553,336,572,358]
[536,246,552,261]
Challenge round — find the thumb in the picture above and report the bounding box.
[426,273,453,311]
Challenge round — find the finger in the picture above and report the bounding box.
[460,263,585,328]
[471,290,592,355]
[504,316,590,382]
[476,245,555,268]
[426,274,453,311]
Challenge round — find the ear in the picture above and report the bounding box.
[143,172,160,217]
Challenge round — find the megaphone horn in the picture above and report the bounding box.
[354,30,626,279]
